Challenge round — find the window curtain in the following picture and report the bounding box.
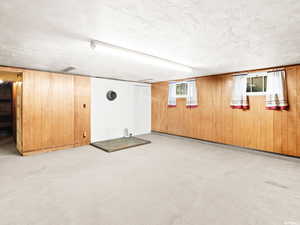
[186,80,198,108]
[265,71,288,110]
[168,82,177,107]
[230,75,249,109]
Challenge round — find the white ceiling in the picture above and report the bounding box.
[0,0,300,82]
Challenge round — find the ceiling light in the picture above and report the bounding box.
[137,78,155,83]
[90,40,193,73]
[61,66,76,73]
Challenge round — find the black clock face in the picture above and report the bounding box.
[106,90,117,101]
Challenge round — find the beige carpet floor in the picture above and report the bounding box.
[0,133,300,225]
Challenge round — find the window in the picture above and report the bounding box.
[246,75,267,95]
[175,82,187,98]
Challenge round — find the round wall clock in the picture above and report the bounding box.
[106,90,117,101]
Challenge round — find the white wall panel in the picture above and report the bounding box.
[91,78,151,142]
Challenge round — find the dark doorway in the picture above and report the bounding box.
[0,82,13,139]
[0,72,22,156]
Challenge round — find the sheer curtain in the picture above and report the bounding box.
[265,70,288,110]
[230,75,249,109]
[186,80,198,108]
[168,82,177,107]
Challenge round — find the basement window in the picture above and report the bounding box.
[246,74,267,95]
[175,82,188,98]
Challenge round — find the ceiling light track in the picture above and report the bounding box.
[90,40,193,73]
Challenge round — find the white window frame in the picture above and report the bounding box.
[246,72,267,96]
[175,81,188,98]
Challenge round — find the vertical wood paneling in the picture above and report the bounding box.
[151,82,168,132]
[51,73,75,148]
[221,76,233,144]
[296,67,300,156]
[215,76,224,143]
[152,65,300,157]
[151,84,160,132]
[167,98,185,135]
[197,77,215,141]
[15,82,22,153]
[260,104,274,151]
[281,109,288,155]
[232,96,270,150]
[22,71,50,150]
[74,76,91,146]
[273,110,282,154]
[0,66,90,155]
[22,71,75,152]
[285,68,297,156]
[12,83,17,140]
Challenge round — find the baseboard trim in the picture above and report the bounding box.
[151,130,300,159]
[21,143,89,156]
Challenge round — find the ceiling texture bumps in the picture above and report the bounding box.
[0,0,300,82]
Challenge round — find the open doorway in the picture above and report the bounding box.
[0,71,22,156]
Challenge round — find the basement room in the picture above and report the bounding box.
[0,1,300,225]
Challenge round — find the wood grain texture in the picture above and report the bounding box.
[0,66,91,155]
[22,71,75,152]
[152,65,300,157]
[12,83,17,141]
[0,71,21,82]
[151,82,168,132]
[21,144,75,156]
[297,68,300,156]
[74,76,91,146]
[14,81,23,153]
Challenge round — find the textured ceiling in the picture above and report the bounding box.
[0,0,300,82]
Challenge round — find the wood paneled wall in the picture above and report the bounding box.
[22,72,76,152]
[0,66,91,155]
[74,76,91,146]
[152,65,300,157]
[14,81,22,153]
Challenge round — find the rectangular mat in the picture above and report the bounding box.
[91,137,151,152]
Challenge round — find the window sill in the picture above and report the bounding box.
[246,92,266,96]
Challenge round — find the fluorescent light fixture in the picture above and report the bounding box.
[137,78,155,83]
[61,66,76,73]
[90,40,193,73]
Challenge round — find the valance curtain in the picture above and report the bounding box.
[265,71,288,110]
[230,75,249,109]
[186,80,198,108]
[168,82,177,107]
